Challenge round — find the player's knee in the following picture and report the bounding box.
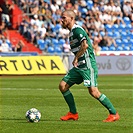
[59,80,70,92]
[88,87,101,99]
[59,80,66,92]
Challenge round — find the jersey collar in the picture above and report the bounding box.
[71,24,78,31]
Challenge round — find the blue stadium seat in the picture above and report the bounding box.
[107,32,113,37]
[130,46,133,50]
[55,46,62,53]
[105,24,113,32]
[123,17,131,24]
[116,39,122,46]
[121,31,128,40]
[118,24,126,32]
[122,39,129,46]
[101,46,109,51]
[37,39,47,46]
[123,46,130,51]
[39,43,46,51]
[128,39,133,47]
[116,46,123,51]
[129,33,133,40]
[87,0,93,5]
[52,24,61,32]
[100,31,105,36]
[109,46,116,51]
[52,38,58,46]
[81,8,88,14]
[121,31,127,36]
[113,24,119,31]
[37,39,47,51]
[114,31,120,39]
[47,46,55,53]
[58,39,65,45]
[87,0,93,10]
[45,38,51,45]
[125,24,132,32]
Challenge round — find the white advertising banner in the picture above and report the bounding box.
[68,55,133,75]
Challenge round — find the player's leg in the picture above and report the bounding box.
[59,80,78,120]
[88,86,120,122]
[59,68,82,120]
[88,87,117,114]
[81,68,120,122]
[59,80,77,114]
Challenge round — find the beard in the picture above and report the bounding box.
[61,23,67,29]
[62,25,67,29]
[61,21,68,29]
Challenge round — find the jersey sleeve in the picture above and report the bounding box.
[73,28,86,43]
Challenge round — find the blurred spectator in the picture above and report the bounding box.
[0,25,3,35]
[30,14,40,27]
[52,9,61,25]
[130,21,133,33]
[38,1,46,14]
[44,9,52,23]
[38,23,47,38]
[38,15,44,28]
[0,33,3,44]
[1,37,12,52]
[0,44,2,52]
[13,40,25,52]
[30,4,39,15]
[58,26,69,39]
[92,2,99,13]
[73,3,79,15]
[50,1,59,12]
[45,23,56,39]
[92,36,102,55]
[19,0,28,13]
[84,17,96,36]
[98,32,117,48]
[0,0,14,27]
[94,15,105,32]
[64,2,73,10]
[19,17,30,36]
[55,0,67,6]
[123,0,132,20]
[29,24,38,43]
[19,17,32,42]
[63,39,71,53]
[114,3,123,18]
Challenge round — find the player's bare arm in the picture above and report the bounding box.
[72,39,88,67]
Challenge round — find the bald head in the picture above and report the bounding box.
[62,10,76,20]
[61,10,76,30]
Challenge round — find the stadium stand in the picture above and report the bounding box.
[0,0,133,55]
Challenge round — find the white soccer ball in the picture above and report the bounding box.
[25,108,41,123]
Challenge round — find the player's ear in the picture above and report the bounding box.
[71,16,74,20]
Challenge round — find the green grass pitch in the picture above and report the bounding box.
[0,75,132,133]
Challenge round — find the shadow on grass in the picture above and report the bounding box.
[0,117,61,123]
[0,117,102,123]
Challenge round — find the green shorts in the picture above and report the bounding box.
[62,67,98,87]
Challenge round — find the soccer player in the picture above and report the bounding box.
[59,10,120,122]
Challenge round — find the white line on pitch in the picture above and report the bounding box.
[0,88,132,92]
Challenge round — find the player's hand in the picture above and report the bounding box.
[72,57,78,67]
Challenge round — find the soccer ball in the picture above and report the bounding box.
[25,108,41,123]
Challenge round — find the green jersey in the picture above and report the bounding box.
[69,24,97,70]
